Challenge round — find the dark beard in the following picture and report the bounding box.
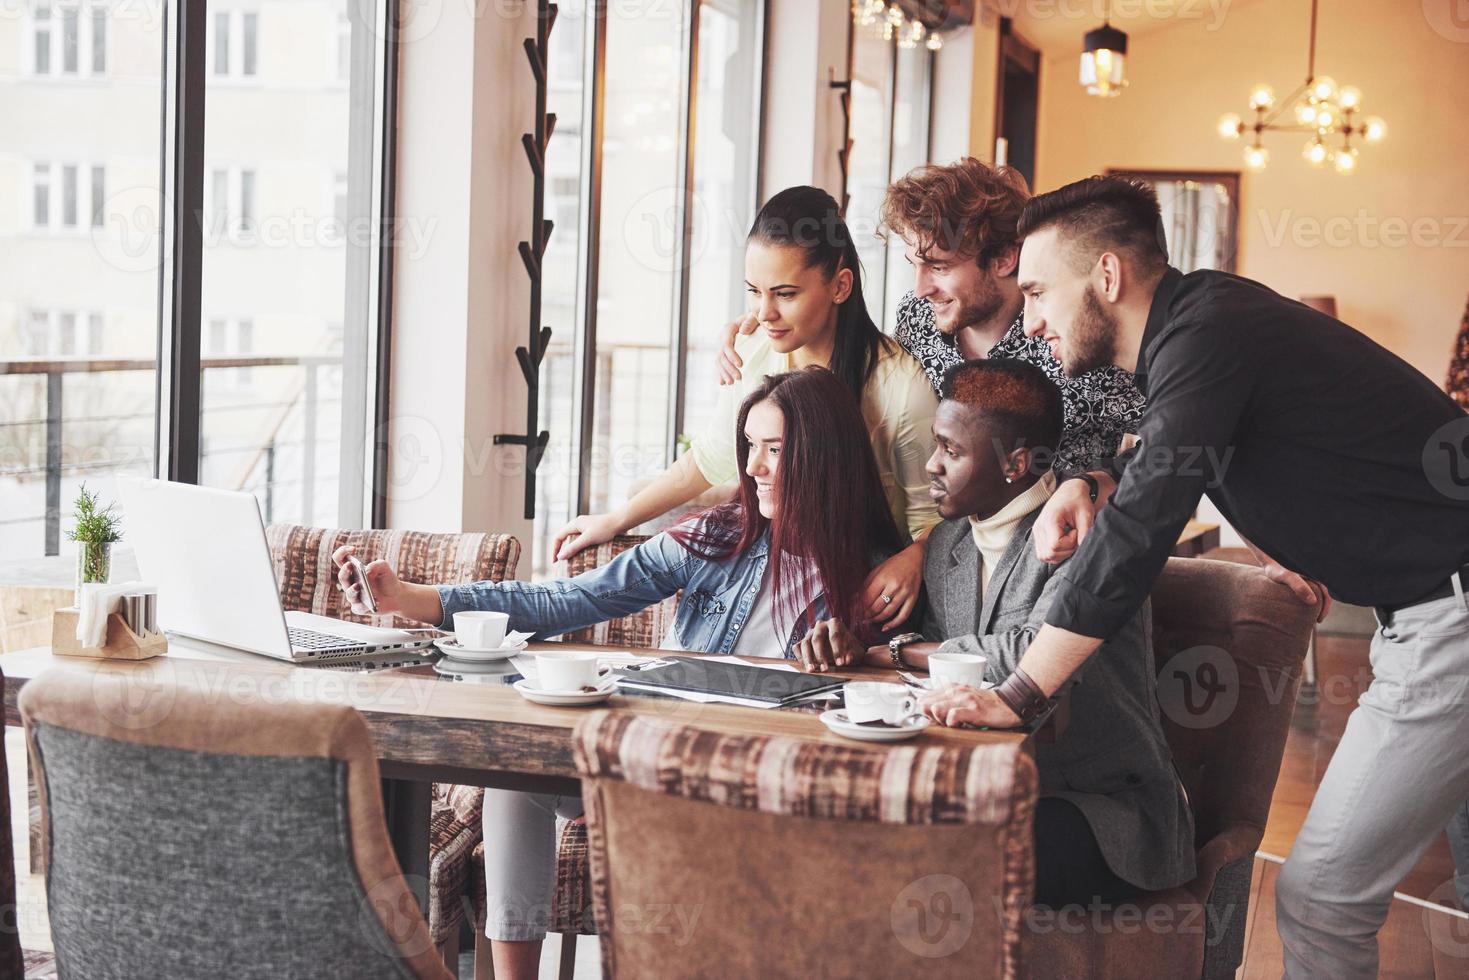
[1064,285,1119,377]
[952,277,1005,334]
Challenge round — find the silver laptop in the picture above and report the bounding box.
[117,478,438,666]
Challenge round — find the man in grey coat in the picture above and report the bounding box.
[796,358,1194,906]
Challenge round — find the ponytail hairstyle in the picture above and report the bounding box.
[668,368,905,647]
[747,186,890,400]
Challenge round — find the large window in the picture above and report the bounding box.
[2,0,393,590]
[846,23,895,326]
[579,2,687,536]
[531,5,593,576]
[845,21,934,330]
[678,0,765,457]
[2,0,163,571]
[197,0,389,528]
[528,0,766,579]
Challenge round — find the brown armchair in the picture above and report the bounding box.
[1023,557,1317,979]
[574,710,1038,978]
[265,522,520,964]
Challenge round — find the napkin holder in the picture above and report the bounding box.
[51,608,168,661]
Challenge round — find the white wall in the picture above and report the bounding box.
[387,0,535,547]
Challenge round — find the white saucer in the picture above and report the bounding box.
[513,677,618,707]
[433,657,519,677]
[433,636,527,663]
[820,708,930,742]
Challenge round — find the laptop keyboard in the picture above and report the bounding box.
[287,626,367,656]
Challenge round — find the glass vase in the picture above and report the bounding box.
[74,540,113,599]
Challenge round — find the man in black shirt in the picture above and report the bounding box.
[917,175,1469,978]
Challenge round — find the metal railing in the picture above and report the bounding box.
[0,354,341,554]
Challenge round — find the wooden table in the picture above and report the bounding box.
[2,638,1022,911]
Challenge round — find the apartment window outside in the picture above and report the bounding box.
[61,4,79,73]
[60,165,78,227]
[90,166,105,229]
[242,12,258,76]
[33,2,52,73]
[29,0,107,76]
[32,165,50,227]
[213,10,231,75]
[90,5,106,72]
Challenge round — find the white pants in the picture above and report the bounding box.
[1277,584,1469,978]
[480,788,585,942]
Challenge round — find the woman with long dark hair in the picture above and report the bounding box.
[552,185,940,631]
[331,368,904,980]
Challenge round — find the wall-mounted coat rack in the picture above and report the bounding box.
[495,0,558,519]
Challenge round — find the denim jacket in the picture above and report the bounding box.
[436,528,829,658]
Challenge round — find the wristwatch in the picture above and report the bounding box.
[1071,472,1101,503]
[888,632,924,670]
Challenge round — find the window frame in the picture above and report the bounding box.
[568,0,771,519]
[154,0,401,528]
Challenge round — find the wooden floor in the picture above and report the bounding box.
[1261,635,1463,909]
[1240,856,1469,979]
[1237,632,1469,978]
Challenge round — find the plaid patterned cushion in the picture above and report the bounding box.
[426,784,485,945]
[573,711,1033,826]
[264,523,520,949]
[561,536,678,649]
[264,524,520,628]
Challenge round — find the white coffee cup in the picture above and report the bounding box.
[535,651,611,692]
[843,681,917,726]
[453,611,510,650]
[927,652,989,690]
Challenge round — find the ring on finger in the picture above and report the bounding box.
[881,594,893,604]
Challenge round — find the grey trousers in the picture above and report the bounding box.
[1277,584,1469,978]
[480,788,585,942]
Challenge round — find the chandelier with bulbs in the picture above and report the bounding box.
[852,0,947,51]
[1216,0,1385,175]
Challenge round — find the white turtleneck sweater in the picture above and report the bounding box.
[968,469,1059,590]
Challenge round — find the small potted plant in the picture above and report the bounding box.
[68,484,122,596]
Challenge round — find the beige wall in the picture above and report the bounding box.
[966,6,1000,163]
[1032,0,1469,383]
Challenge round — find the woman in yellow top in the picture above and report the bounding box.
[552,185,939,628]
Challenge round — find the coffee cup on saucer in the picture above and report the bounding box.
[535,650,612,692]
[927,652,989,690]
[843,681,918,726]
[453,611,509,650]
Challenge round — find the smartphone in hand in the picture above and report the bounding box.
[345,555,379,613]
